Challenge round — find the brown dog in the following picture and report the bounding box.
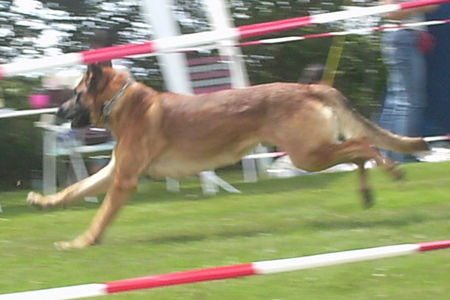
[27,64,429,249]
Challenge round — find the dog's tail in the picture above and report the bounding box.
[315,86,429,153]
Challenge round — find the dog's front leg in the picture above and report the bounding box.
[54,179,135,250]
[27,155,115,207]
[54,141,150,249]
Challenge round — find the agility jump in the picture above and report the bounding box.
[0,0,448,78]
[1,240,449,299]
[3,18,447,120]
[238,18,450,46]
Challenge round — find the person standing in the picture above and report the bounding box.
[379,0,438,162]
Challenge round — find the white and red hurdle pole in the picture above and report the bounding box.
[0,0,449,78]
[1,240,449,299]
[238,19,450,47]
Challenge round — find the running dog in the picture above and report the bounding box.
[27,64,429,249]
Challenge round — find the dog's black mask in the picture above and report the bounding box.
[56,92,91,128]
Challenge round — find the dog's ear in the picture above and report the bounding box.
[98,60,112,68]
[87,63,104,93]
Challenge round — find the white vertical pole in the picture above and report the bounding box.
[201,0,249,88]
[142,0,237,194]
[68,151,98,203]
[195,0,243,193]
[141,0,193,94]
[43,130,57,195]
[241,158,258,183]
[202,0,270,180]
[142,0,191,193]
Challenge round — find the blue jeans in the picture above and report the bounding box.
[379,29,427,162]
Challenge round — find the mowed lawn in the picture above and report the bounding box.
[0,161,449,299]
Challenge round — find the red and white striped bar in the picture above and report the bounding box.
[1,240,449,300]
[1,0,449,78]
[237,0,449,38]
[239,19,450,46]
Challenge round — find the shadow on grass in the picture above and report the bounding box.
[139,227,274,246]
[6,164,411,222]
[1,170,351,217]
[135,171,351,204]
[0,194,102,218]
[130,209,449,247]
[306,212,432,230]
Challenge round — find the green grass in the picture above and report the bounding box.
[1,162,450,299]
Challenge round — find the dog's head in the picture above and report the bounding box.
[57,63,129,128]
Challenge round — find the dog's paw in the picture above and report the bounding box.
[395,169,405,181]
[390,166,405,181]
[54,234,99,250]
[54,240,88,251]
[54,241,79,251]
[27,191,61,208]
[27,191,44,206]
[361,188,375,209]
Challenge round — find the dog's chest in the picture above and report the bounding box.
[145,153,233,179]
[144,139,257,179]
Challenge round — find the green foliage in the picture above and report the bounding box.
[0,77,43,189]
[1,77,40,109]
[0,118,43,189]
[334,34,387,116]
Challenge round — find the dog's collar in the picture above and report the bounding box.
[101,77,134,121]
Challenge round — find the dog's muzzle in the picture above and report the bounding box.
[56,96,92,128]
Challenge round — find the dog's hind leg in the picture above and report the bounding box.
[269,103,398,206]
[27,155,115,208]
[283,136,399,206]
[356,161,374,209]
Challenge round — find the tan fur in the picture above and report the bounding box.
[27,66,428,249]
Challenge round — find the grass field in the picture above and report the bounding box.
[0,161,449,299]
